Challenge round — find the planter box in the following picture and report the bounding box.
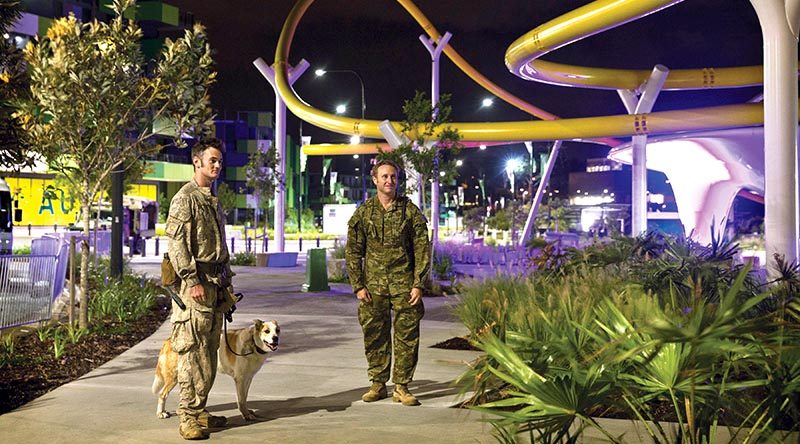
[264,252,298,267]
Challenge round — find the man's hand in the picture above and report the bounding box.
[409,287,422,306]
[356,287,372,303]
[190,284,205,303]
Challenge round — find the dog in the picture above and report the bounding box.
[152,319,280,421]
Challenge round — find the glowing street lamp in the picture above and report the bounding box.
[350,135,361,145]
[505,158,522,197]
[335,104,347,114]
[481,97,494,108]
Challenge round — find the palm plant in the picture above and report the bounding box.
[457,248,800,442]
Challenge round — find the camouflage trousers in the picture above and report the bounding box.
[358,292,424,384]
[170,283,223,423]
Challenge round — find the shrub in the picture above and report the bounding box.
[12,245,31,255]
[455,235,800,442]
[432,249,455,281]
[230,251,256,266]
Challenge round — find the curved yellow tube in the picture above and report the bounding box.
[274,0,777,152]
[504,0,785,90]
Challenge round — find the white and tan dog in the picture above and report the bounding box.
[152,319,280,421]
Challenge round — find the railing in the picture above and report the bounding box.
[0,254,58,329]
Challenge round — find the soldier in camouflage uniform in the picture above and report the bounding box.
[345,159,430,406]
[166,138,233,440]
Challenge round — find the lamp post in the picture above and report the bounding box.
[315,68,368,203]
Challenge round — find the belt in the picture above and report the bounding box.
[196,261,226,275]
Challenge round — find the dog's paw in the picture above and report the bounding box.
[242,409,258,421]
[157,411,171,419]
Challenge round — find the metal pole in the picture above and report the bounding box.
[520,141,562,246]
[751,0,800,269]
[419,31,452,255]
[110,162,123,277]
[253,58,310,253]
[617,65,669,237]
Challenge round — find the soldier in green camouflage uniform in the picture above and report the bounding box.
[345,159,430,406]
[166,138,233,440]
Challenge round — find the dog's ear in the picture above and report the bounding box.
[254,319,263,330]
[272,319,279,327]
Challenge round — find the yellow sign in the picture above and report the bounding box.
[5,177,156,227]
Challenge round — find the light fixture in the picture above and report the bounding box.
[479,144,487,150]
[314,69,326,76]
[352,154,359,159]
[350,135,361,145]
[335,104,346,114]
[456,159,463,167]
[481,98,494,107]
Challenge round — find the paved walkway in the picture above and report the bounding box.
[1,260,498,443]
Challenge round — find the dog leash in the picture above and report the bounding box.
[223,318,268,357]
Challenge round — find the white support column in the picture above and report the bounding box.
[252,58,310,253]
[616,64,669,237]
[419,31,452,252]
[751,0,800,267]
[519,140,563,246]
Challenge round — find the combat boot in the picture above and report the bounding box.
[198,410,227,428]
[393,384,420,406]
[361,382,388,402]
[179,419,209,440]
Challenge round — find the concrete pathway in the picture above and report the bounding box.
[1,261,499,443]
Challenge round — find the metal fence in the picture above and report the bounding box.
[0,254,58,329]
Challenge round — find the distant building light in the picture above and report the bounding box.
[573,195,615,206]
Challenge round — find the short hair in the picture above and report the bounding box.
[371,159,401,178]
[191,138,224,160]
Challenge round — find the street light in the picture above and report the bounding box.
[316,67,367,202]
[481,97,494,108]
[505,158,522,196]
[335,104,347,114]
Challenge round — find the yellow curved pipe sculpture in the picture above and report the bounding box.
[273,0,783,156]
[504,0,776,90]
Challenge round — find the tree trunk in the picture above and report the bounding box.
[79,196,91,328]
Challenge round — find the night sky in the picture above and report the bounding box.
[165,0,766,194]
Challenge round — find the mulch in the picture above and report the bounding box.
[0,298,170,415]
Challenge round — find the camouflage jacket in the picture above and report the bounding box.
[345,195,430,295]
[165,180,232,290]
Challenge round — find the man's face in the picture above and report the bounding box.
[372,164,398,197]
[193,147,223,181]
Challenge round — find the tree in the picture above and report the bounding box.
[244,146,279,241]
[0,0,33,169]
[19,0,215,328]
[377,91,462,210]
[216,182,237,218]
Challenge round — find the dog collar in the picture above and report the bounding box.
[253,337,270,355]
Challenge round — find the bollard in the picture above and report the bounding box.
[155,237,160,256]
[28,223,31,236]
[262,237,267,253]
[299,237,303,251]
[129,236,134,257]
[141,238,146,257]
[302,248,330,292]
[316,236,320,248]
[247,237,252,253]
[54,223,57,232]
[231,236,235,254]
